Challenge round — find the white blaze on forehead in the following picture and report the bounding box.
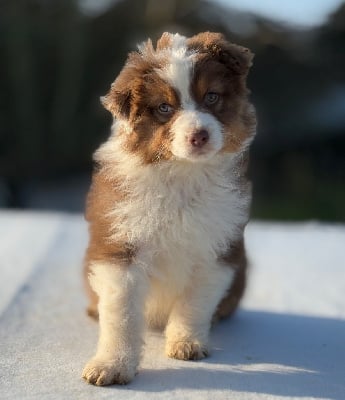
[156,33,196,109]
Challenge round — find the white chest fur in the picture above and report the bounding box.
[106,153,250,270]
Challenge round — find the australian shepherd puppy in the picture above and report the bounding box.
[82,32,256,386]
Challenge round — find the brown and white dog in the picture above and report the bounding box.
[82,32,256,386]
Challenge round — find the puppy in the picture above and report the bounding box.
[82,32,256,386]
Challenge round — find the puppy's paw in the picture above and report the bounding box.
[82,357,136,386]
[166,340,209,361]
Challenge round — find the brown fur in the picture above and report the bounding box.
[187,32,253,76]
[189,33,255,153]
[84,169,135,318]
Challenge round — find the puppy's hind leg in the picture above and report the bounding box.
[82,263,148,385]
[214,238,247,321]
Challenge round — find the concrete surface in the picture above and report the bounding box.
[0,210,344,400]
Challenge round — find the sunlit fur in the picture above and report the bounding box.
[82,31,256,386]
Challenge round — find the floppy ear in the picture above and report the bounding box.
[188,32,254,76]
[100,49,151,119]
[100,82,131,119]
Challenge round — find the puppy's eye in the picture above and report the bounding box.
[204,92,219,106]
[158,103,174,114]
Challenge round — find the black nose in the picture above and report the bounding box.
[190,129,209,148]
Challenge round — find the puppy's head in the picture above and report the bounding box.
[102,32,255,164]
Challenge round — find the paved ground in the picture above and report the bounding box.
[0,210,344,400]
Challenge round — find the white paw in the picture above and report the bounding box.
[82,356,137,386]
[166,340,209,361]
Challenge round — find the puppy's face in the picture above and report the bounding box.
[102,32,255,164]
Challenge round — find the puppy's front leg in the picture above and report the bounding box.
[165,263,233,361]
[82,263,147,385]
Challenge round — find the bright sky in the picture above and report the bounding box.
[79,0,344,27]
[215,0,344,27]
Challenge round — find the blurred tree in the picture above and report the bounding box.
[0,0,344,219]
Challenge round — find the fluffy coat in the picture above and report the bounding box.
[82,31,256,386]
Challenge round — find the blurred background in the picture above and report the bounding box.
[0,0,344,221]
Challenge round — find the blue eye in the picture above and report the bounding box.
[204,92,219,105]
[158,103,173,114]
